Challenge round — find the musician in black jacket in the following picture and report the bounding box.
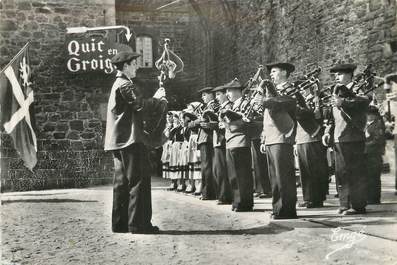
[259,62,298,219]
[188,87,218,200]
[295,80,329,208]
[223,78,254,211]
[247,86,272,199]
[365,106,385,204]
[211,85,233,204]
[323,63,370,215]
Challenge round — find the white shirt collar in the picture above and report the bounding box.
[276,81,288,90]
[233,97,243,109]
[220,100,230,108]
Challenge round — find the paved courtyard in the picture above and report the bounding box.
[1,174,396,265]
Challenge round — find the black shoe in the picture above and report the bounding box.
[258,193,272,199]
[308,202,323,208]
[297,201,310,208]
[342,208,366,215]
[234,207,253,212]
[217,200,231,205]
[271,213,297,220]
[167,184,177,191]
[337,207,349,214]
[177,185,186,192]
[334,194,339,198]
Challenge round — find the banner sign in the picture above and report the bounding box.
[66,36,132,74]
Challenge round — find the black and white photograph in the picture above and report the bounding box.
[0,0,396,264]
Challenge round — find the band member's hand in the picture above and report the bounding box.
[322,133,331,147]
[200,122,210,129]
[251,93,263,105]
[153,87,166,99]
[386,92,397,101]
[260,144,266,154]
[331,95,343,107]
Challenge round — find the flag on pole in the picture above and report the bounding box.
[0,42,38,171]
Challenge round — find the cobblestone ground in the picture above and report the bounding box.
[1,174,397,265]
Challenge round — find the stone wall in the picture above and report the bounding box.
[209,0,397,86]
[0,0,116,191]
[2,0,396,191]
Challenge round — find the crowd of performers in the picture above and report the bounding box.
[160,62,390,219]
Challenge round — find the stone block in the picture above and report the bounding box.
[56,122,69,131]
[43,93,60,100]
[70,141,84,150]
[43,105,57,112]
[0,20,18,31]
[23,21,39,31]
[80,132,96,140]
[33,31,45,39]
[53,132,66,139]
[43,122,56,132]
[77,112,93,119]
[63,90,74,101]
[17,2,31,10]
[54,7,70,14]
[67,131,80,140]
[32,2,46,8]
[69,120,84,131]
[35,7,51,14]
[48,113,61,122]
[59,111,74,121]
[82,140,97,150]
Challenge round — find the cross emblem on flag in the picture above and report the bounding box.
[0,43,37,170]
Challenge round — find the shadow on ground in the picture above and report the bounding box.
[1,199,98,204]
[158,223,293,235]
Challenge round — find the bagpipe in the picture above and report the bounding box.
[286,67,323,137]
[319,64,383,108]
[142,38,184,148]
[220,95,248,122]
[201,100,221,122]
[241,65,266,122]
[220,66,274,123]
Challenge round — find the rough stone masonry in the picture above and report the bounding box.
[0,0,396,191]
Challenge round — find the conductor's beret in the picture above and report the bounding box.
[111,51,141,64]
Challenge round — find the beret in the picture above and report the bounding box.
[223,78,244,90]
[182,111,198,120]
[111,51,141,64]
[266,62,295,73]
[212,85,227,92]
[330,63,357,73]
[197,87,214,93]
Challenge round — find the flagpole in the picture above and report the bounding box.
[0,41,30,75]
